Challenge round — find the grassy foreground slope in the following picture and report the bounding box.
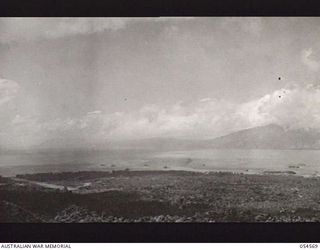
[1,170,320,222]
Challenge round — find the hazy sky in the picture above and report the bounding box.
[1,17,320,149]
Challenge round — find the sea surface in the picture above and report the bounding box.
[1,149,320,177]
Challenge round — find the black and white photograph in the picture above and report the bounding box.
[2,17,320,225]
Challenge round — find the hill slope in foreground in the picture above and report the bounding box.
[1,170,320,222]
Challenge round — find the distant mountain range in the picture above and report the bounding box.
[24,124,320,152]
[207,124,320,150]
[109,124,320,150]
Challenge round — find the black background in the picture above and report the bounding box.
[1,223,320,242]
[0,0,320,16]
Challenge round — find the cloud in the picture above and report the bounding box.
[0,78,19,106]
[24,99,242,142]
[97,85,320,139]
[0,18,129,43]
[87,110,102,116]
[220,17,263,37]
[3,83,320,148]
[242,17,263,36]
[0,17,197,44]
[45,18,127,39]
[237,84,320,130]
[301,48,320,71]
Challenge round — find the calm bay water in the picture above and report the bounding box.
[0,149,320,177]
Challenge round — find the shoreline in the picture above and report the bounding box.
[10,169,317,193]
[10,167,319,179]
